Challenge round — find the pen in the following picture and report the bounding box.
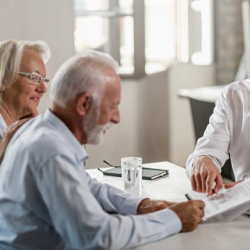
[103,160,114,167]
[151,172,168,180]
[185,194,192,200]
[103,160,120,168]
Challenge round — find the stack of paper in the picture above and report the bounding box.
[199,181,250,221]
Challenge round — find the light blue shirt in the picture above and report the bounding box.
[0,109,181,250]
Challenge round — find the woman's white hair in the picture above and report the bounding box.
[50,50,119,108]
[0,39,51,89]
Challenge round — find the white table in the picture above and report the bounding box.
[87,162,250,250]
[178,85,226,103]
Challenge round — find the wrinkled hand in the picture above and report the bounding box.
[169,200,205,232]
[191,156,223,196]
[224,180,243,189]
[137,199,176,214]
[0,118,30,163]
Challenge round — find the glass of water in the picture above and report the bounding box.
[121,157,142,197]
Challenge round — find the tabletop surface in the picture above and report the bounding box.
[178,85,226,103]
[87,162,250,250]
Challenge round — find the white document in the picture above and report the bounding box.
[201,180,250,221]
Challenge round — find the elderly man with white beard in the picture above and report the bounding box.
[0,51,204,250]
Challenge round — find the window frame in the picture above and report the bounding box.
[74,0,145,79]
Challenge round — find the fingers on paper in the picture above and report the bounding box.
[224,180,243,189]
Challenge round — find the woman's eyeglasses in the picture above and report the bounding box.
[16,72,50,88]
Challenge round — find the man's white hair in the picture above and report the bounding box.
[0,40,51,89]
[50,50,119,108]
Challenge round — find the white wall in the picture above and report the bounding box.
[86,70,170,168]
[0,0,216,169]
[86,78,141,168]
[167,63,215,167]
[0,0,75,113]
[86,63,215,169]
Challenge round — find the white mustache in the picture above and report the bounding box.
[104,122,113,131]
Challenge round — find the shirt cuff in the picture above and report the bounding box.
[187,153,222,180]
[121,196,144,215]
[191,153,222,172]
[154,208,182,235]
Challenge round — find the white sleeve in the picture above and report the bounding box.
[186,89,230,179]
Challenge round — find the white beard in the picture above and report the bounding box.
[83,105,113,145]
[86,122,113,145]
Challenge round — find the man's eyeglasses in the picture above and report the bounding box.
[16,72,50,88]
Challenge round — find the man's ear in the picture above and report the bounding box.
[76,93,92,116]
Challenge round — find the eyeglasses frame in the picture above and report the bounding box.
[16,72,50,88]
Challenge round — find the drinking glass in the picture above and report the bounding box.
[121,157,142,197]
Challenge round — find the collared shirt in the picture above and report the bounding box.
[186,80,250,181]
[0,109,181,250]
[0,113,7,138]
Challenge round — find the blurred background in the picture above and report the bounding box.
[0,0,245,168]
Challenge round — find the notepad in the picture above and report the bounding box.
[99,167,169,180]
[187,180,250,222]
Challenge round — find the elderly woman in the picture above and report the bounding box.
[0,40,51,161]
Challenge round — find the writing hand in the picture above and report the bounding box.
[169,200,205,232]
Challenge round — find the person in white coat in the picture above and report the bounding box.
[186,80,250,196]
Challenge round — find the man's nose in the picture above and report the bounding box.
[111,109,120,124]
